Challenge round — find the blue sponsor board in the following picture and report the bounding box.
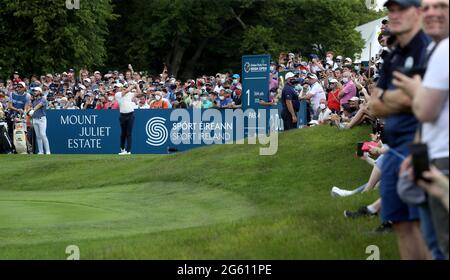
[46,109,277,154]
[45,54,280,154]
[242,55,270,110]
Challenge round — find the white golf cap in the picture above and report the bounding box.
[330,79,339,83]
[285,72,295,80]
[83,78,91,83]
[17,82,26,87]
[350,96,359,102]
[114,83,124,88]
[307,73,318,80]
[33,87,42,92]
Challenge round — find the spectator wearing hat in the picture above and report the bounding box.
[218,89,233,108]
[335,56,343,69]
[173,92,187,109]
[28,87,50,155]
[281,72,299,130]
[339,71,357,107]
[8,82,31,118]
[231,74,242,91]
[344,57,353,67]
[150,91,170,109]
[368,0,432,260]
[327,79,341,113]
[302,73,326,120]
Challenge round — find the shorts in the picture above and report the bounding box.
[380,149,420,223]
[375,154,386,170]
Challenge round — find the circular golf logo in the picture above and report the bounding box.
[244,62,251,73]
[145,117,168,146]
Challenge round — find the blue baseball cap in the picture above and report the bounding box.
[232,74,240,79]
[384,0,421,8]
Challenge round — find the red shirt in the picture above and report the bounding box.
[95,102,108,110]
[327,89,341,112]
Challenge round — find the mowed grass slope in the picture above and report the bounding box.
[0,126,399,260]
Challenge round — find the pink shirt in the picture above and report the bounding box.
[340,80,357,105]
[269,78,278,92]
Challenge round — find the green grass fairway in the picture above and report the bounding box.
[0,126,399,260]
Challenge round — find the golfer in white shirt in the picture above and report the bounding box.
[114,83,144,155]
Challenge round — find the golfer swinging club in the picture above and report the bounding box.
[115,82,144,155]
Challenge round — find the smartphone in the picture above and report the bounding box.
[398,66,426,78]
[357,142,364,157]
[411,143,431,182]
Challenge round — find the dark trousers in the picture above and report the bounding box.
[119,112,135,152]
[281,109,297,131]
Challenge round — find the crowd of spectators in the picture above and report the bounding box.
[0,65,244,113]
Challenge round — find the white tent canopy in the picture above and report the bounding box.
[355,17,388,63]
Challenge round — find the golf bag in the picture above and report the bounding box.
[13,115,28,154]
[0,120,13,154]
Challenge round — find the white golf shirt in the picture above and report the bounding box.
[115,91,136,114]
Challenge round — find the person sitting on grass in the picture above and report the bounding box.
[332,134,386,197]
[309,99,332,126]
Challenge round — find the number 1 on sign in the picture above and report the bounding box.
[247,89,251,106]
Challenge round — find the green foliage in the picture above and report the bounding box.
[0,0,385,80]
[107,0,383,79]
[0,0,115,79]
[240,25,284,56]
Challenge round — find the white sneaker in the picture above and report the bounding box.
[118,149,128,155]
[331,186,354,198]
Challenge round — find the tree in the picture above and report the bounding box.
[0,0,115,79]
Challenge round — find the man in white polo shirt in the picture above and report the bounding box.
[303,73,326,120]
[114,83,144,155]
